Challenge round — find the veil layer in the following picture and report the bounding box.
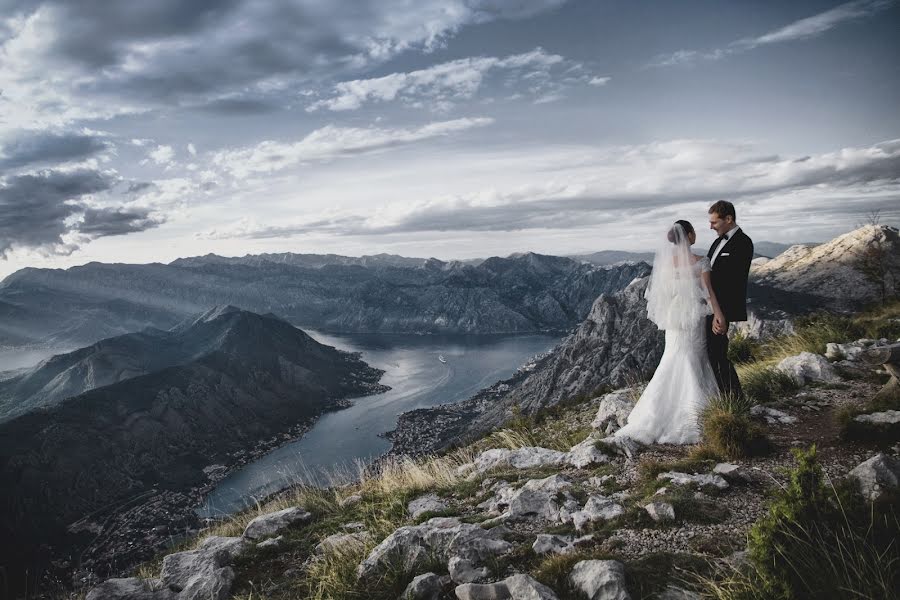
[644,223,711,330]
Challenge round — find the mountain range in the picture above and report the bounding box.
[0,307,387,580]
[0,252,650,350]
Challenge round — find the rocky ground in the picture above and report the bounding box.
[74,337,899,600]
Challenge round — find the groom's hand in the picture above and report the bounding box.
[713,315,727,335]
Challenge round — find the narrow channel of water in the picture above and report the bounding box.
[197,330,561,517]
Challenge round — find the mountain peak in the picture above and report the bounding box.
[751,224,899,305]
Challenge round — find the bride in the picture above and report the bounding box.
[614,220,724,445]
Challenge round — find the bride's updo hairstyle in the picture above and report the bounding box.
[667,220,694,244]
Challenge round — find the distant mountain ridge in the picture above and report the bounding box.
[0,253,651,350]
[0,306,387,581]
[387,225,898,454]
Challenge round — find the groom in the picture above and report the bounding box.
[707,200,753,398]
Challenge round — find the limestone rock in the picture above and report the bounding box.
[854,410,900,427]
[750,405,798,425]
[572,495,625,532]
[657,472,729,490]
[597,435,642,459]
[504,574,560,599]
[85,578,175,600]
[486,474,579,524]
[159,536,246,600]
[713,463,752,483]
[568,559,631,600]
[401,572,445,600]
[848,453,900,502]
[590,390,635,432]
[448,556,491,584]
[749,225,900,306]
[257,535,283,549]
[408,493,449,519]
[242,507,312,540]
[567,434,612,468]
[644,502,675,522]
[531,533,593,556]
[339,494,363,508]
[357,517,512,580]
[775,352,840,385]
[454,581,511,600]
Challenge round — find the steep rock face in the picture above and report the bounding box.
[477,278,663,426]
[0,308,386,579]
[0,255,650,349]
[750,225,899,306]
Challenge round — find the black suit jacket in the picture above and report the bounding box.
[707,228,753,322]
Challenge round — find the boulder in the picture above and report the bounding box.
[448,556,491,584]
[567,434,612,468]
[853,410,900,428]
[455,574,559,600]
[86,578,175,600]
[401,572,445,600]
[571,495,625,532]
[644,502,675,523]
[848,453,900,502]
[159,536,246,600]
[531,533,595,556]
[256,535,283,549]
[339,494,363,508]
[597,435,642,459]
[242,506,312,540]
[408,493,449,519]
[504,574,560,599]
[657,472,729,490]
[568,559,631,600]
[357,517,512,580]
[712,463,752,483]
[775,352,840,385]
[462,447,569,477]
[489,474,580,524]
[590,390,635,433]
[750,405,798,425]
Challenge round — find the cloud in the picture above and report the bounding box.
[0,129,111,170]
[0,169,162,257]
[147,145,175,165]
[0,0,574,127]
[200,137,900,239]
[307,47,601,111]
[587,76,611,86]
[649,0,897,67]
[211,117,494,177]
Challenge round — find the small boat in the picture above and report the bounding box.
[438,355,447,363]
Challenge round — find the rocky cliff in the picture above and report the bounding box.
[750,224,899,307]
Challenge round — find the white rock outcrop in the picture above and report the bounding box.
[848,453,900,502]
[568,559,631,600]
[776,352,840,385]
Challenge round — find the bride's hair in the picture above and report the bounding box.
[667,220,694,243]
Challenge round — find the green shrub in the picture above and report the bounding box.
[740,365,798,404]
[701,407,768,459]
[746,445,900,599]
[728,333,759,364]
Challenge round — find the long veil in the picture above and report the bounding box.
[644,223,710,330]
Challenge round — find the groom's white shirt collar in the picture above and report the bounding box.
[711,225,741,265]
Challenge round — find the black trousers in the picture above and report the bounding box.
[706,315,743,399]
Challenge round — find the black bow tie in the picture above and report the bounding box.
[718,233,729,242]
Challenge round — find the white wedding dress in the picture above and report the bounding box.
[614,226,720,445]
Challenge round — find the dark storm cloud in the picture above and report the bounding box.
[193,97,281,115]
[0,169,160,257]
[0,130,111,170]
[4,1,574,108]
[78,207,161,237]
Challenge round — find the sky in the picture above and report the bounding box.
[1,0,899,278]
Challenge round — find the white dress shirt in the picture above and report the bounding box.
[710,225,741,266]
